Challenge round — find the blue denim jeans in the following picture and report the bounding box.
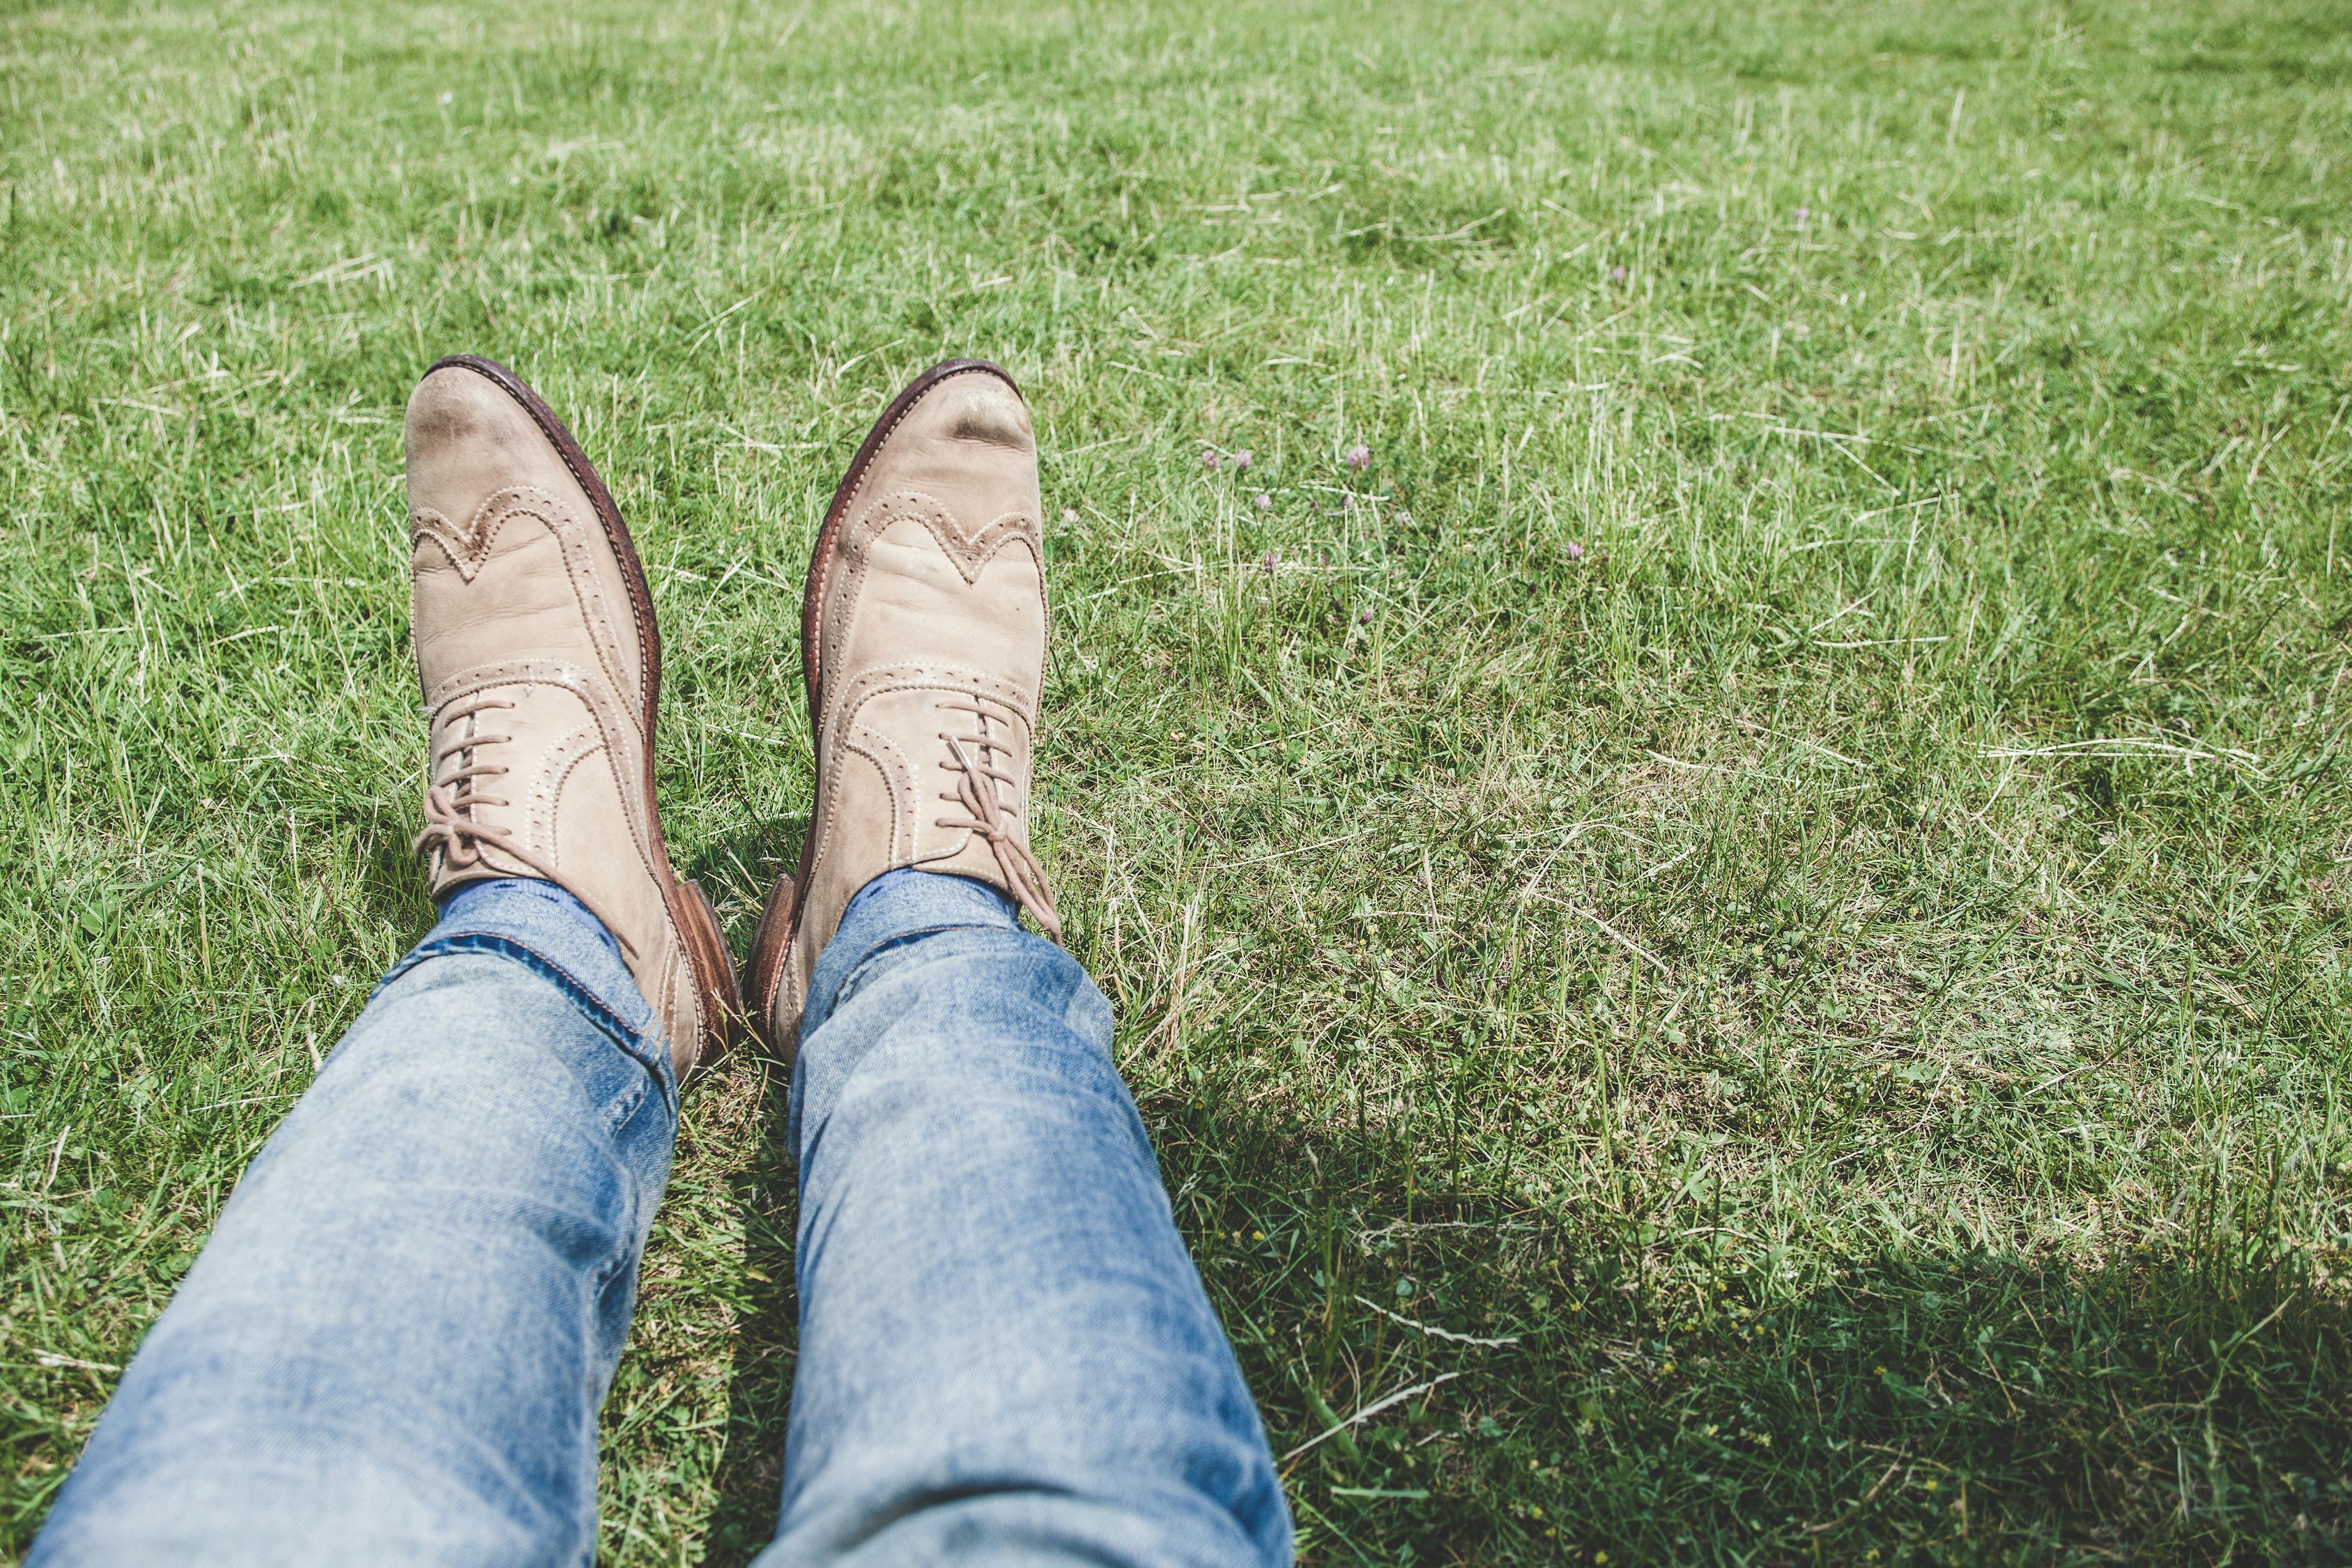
[30,872,1290,1566]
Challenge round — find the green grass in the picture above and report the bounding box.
[5,0,2351,1560]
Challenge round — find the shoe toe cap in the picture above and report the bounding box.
[406,363,578,521]
[925,370,1034,453]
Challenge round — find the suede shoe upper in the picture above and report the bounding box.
[405,358,738,1074]
[751,363,1060,1050]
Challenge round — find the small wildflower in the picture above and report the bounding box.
[1358,606,1374,624]
[1794,205,1811,224]
[1232,449,1252,471]
[1254,491,1271,512]
[1345,443,1371,469]
[1061,507,1078,523]
[1261,548,1279,574]
[1342,494,1355,512]
[440,91,454,105]
[1610,264,1628,282]
[1203,449,1221,470]
[1564,539,1584,560]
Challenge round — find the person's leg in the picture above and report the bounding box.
[758,867,1292,1567]
[29,879,675,1568]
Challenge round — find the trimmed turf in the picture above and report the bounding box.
[4,0,2350,1560]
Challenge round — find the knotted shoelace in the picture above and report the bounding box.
[414,695,638,956]
[936,696,1062,941]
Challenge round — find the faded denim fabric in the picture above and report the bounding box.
[31,871,1288,1567]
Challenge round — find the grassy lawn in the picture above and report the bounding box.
[5,0,2351,1560]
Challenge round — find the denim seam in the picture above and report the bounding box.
[589,1082,668,1300]
[601,1072,649,1137]
[588,1220,633,1301]
[376,930,672,1108]
[590,1251,629,1314]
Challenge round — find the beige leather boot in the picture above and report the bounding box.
[746,360,1061,1052]
[405,355,740,1075]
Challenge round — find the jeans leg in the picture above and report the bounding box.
[757,869,1292,1567]
[29,879,677,1568]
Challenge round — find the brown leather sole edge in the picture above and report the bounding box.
[746,358,1025,1052]
[743,866,799,1054]
[425,353,746,1065]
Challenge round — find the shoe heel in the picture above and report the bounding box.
[745,872,798,1055]
[672,880,744,1061]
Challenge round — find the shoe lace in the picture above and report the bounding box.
[414,695,638,956]
[935,696,1062,941]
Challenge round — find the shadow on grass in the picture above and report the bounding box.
[693,812,804,1568]
[356,822,437,935]
[678,816,806,925]
[679,1039,2351,1563]
[700,1068,800,1568]
[1149,1091,2352,1562]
